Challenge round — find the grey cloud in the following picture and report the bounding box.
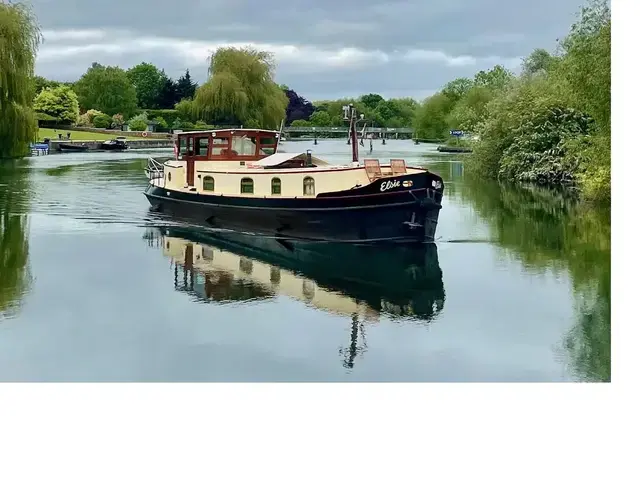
[31,0,584,52]
[30,0,587,99]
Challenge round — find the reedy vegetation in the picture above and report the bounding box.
[413,0,611,203]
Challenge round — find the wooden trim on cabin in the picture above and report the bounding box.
[177,129,280,161]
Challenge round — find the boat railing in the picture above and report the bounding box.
[146,156,166,187]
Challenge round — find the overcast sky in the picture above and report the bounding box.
[31,0,586,101]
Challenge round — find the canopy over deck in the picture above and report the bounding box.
[250,152,331,168]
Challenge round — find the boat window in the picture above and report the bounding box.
[270,267,281,285]
[231,135,258,156]
[239,258,253,275]
[241,177,254,194]
[302,279,315,300]
[186,137,194,156]
[203,176,214,191]
[271,178,281,195]
[259,136,277,155]
[195,136,209,156]
[211,137,229,156]
[179,137,187,153]
[202,247,214,260]
[303,177,315,196]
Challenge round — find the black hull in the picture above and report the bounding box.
[100,143,128,151]
[144,177,443,244]
[58,144,89,152]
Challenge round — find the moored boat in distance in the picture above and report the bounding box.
[143,104,444,243]
[101,137,129,151]
[58,142,90,152]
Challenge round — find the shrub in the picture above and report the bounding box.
[85,109,105,123]
[145,109,181,125]
[92,113,112,129]
[111,113,125,128]
[128,118,147,131]
[153,116,169,130]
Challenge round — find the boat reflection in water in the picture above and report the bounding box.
[144,226,446,369]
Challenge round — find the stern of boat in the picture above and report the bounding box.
[145,156,166,187]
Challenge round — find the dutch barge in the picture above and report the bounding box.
[144,105,444,243]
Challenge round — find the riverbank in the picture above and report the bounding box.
[47,139,173,153]
[411,2,610,204]
[37,127,141,141]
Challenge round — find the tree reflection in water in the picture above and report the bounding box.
[456,175,610,381]
[0,159,32,320]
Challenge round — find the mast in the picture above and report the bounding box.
[343,104,362,165]
[275,118,285,153]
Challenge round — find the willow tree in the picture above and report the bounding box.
[0,2,41,158]
[193,47,288,128]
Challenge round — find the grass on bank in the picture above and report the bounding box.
[36,128,141,142]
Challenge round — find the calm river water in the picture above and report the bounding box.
[0,140,610,381]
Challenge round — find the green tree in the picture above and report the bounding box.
[522,49,559,77]
[176,69,197,101]
[360,93,384,110]
[446,86,495,132]
[558,0,610,132]
[473,65,515,91]
[443,1,612,203]
[32,75,61,96]
[127,62,164,109]
[469,76,556,178]
[308,96,420,128]
[386,98,419,127]
[157,71,178,109]
[413,93,455,139]
[175,98,196,122]
[0,2,41,158]
[309,111,331,127]
[74,63,138,117]
[193,47,288,128]
[33,85,80,124]
[442,78,473,101]
[556,0,611,203]
[373,101,394,125]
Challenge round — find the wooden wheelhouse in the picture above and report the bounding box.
[174,128,281,187]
